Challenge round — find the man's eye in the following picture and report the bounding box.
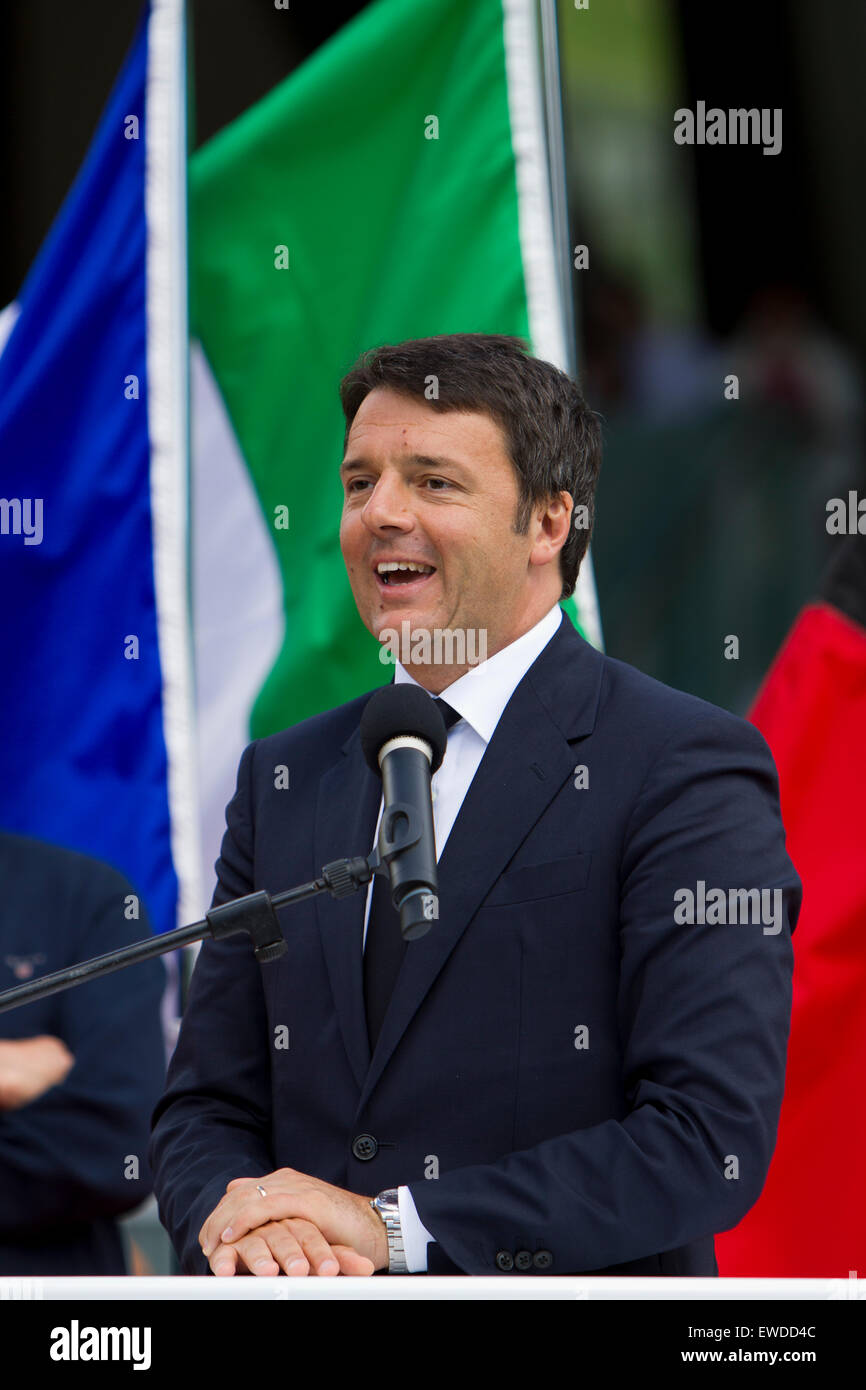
[424,477,451,490]
[346,479,371,493]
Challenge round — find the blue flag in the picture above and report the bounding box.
[0,1,199,935]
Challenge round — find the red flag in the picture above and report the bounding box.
[716,537,866,1276]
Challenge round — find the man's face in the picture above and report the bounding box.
[339,387,560,669]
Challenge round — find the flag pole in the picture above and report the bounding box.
[535,0,603,650]
[538,0,577,377]
[145,0,202,935]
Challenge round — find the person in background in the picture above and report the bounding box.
[0,831,166,1275]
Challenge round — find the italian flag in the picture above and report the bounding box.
[189,0,602,892]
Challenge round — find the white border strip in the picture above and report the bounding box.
[1,1274,851,1300]
[501,0,603,651]
[145,0,203,928]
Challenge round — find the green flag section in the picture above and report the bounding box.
[189,0,601,879]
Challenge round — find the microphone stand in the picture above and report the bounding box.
[0,855,377,1016]
[0,744,439,1017]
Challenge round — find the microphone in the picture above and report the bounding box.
[359,685,448,941]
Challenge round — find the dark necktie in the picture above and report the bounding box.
[363,698,462,1052]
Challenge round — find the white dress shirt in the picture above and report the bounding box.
[362,601,564,1271]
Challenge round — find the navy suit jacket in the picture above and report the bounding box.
[150,616,800,1276]
[0,834,167,1275]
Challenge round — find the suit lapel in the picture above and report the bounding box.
[356,617,604,1110]
[314,729,381,1091]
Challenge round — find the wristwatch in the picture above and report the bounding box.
[369,1188,408,1273]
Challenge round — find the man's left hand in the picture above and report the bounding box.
[199,1169,390,1273]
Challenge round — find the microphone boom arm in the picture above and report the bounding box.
[0,855,377,1016]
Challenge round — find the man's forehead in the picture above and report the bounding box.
[346,389,506,448]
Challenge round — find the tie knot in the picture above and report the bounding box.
[434,697,462,731]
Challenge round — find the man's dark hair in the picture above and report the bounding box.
[339,333,602,600]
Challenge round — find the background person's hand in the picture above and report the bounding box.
[0,1034,74,1110]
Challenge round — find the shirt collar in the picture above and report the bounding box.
[393,604,563,744]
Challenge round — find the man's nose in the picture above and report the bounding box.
[361,470,414,532]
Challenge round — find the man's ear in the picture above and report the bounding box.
[530,490,573,567]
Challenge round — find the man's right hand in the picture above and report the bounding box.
[0,1034,75,1110]
[206,1217,375,1276]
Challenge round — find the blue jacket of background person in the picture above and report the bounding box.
[0,833,167,1275]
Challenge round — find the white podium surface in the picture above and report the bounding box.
[0,1276,857,1300]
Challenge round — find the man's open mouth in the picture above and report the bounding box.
[374,561,437,588]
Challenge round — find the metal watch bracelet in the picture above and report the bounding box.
[370,1188,408,1273]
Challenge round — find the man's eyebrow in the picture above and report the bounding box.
[339,453,469,475]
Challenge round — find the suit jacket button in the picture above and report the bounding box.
[514,1250,533,1271]
[495,1250,514,1271]
[533,1250,553,1269]
[351,1133,378,1161]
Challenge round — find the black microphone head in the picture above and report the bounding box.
[360,684,448,776]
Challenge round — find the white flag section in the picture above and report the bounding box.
[190,343,284,903]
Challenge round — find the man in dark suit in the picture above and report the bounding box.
[0,832,167,1274]
[150,333,800,1278]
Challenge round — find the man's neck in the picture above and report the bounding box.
[395,600,562,693]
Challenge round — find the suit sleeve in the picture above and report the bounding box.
[408,709,801,1274]
[0,867,166,1237]
[149,741,278,1273]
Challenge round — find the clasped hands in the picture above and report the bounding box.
[198,1168,390,1277]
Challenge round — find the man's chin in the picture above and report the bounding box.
[375,614,428,644]
[370,604,440,639]
[371,608,450,665]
